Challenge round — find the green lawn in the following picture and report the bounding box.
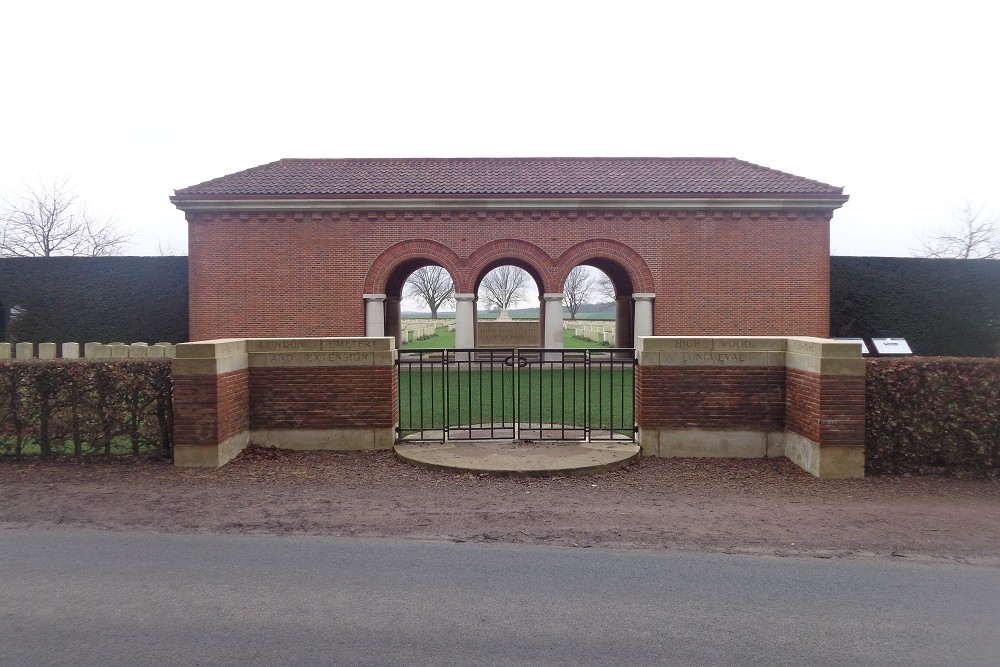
[401,326,606,350]
[397,362,633,438]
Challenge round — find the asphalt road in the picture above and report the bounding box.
[1,530,997,666]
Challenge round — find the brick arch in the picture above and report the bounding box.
[554,239,656,295]
[464,239,556,294]
[364,240,464,295]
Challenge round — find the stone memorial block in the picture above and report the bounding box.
[38,343,57,359]
[84,342,101,358]
[62,343,80,359]
[478,321,538,348]
[15,342,33,359]
[110,344,129,359]
[0,343,11,359]
[129,343,149,358]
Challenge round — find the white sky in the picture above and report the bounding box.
[1,0,997,258]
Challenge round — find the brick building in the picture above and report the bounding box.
[171,157,848,346]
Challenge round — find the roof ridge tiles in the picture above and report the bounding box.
[173,157,846,198]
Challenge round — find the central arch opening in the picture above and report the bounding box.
[475,262,542,349]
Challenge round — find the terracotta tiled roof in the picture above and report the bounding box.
[173,157,843,198]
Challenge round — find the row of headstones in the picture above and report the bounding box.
[400,323,454,343]
[564,321,615,344]
[0,342,178,360]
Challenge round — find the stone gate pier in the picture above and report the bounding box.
[636,336,865,479]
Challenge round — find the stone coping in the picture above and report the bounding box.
[637,336,864,374]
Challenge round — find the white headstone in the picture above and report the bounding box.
[15,342,33,359]
[38,342,57,359]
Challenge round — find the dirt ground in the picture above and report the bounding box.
[1,446,998,567]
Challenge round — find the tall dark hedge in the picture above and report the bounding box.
[831,256,1000,357]
[0,257,188,344]
[2,255,997,355]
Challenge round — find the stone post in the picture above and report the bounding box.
[542,293,565,355]
[633,293,655,339]
[173,340,250,467]
[363,294,386,337]
[454,293,476,351]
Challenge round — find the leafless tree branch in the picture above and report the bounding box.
[404,266,455,319]
[563,266,596,320]
[917,202,1000,259]
[0,178,132,257]
[479,265,530,312]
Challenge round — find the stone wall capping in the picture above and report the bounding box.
[175,339,248,359]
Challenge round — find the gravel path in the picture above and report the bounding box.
[2,446,997,566]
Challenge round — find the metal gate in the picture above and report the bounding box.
[397,348,635,442]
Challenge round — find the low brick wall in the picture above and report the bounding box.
[636,336,865,479]
[172,337,397,467]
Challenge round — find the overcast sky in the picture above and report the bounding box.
[1,0,997,258]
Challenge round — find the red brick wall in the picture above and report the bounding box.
[249,367,398,430]
[188,209,831,341]
[172,369,249,446]
[785,368,865,446]
[636,365,785,431]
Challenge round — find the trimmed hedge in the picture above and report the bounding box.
[0,256,188,344]
[0,359,173,458]
[867,358,1000,476]
[831,256,1000,357]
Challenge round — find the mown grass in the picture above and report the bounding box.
[398,362,633,437]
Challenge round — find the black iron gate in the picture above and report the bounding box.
[397,348,635,442]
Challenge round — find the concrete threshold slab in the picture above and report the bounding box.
[394,439,640,477]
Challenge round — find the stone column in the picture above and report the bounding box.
[363,294,386,337]
[454,293,476,359]
[633,293,655,340]
[542,293,565,353]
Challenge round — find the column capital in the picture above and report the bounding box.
[633,293,656,301]
[542,293,565,302]
[362,293,387,302]
[454,293,477,302]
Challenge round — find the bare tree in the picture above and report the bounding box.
[156,240,187,256]
[917,203,999,259]
[594,271,616,301]
[1,178,132,257]
[563,266,596,320]
[404,265,455,319]
[479,265,530,312]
